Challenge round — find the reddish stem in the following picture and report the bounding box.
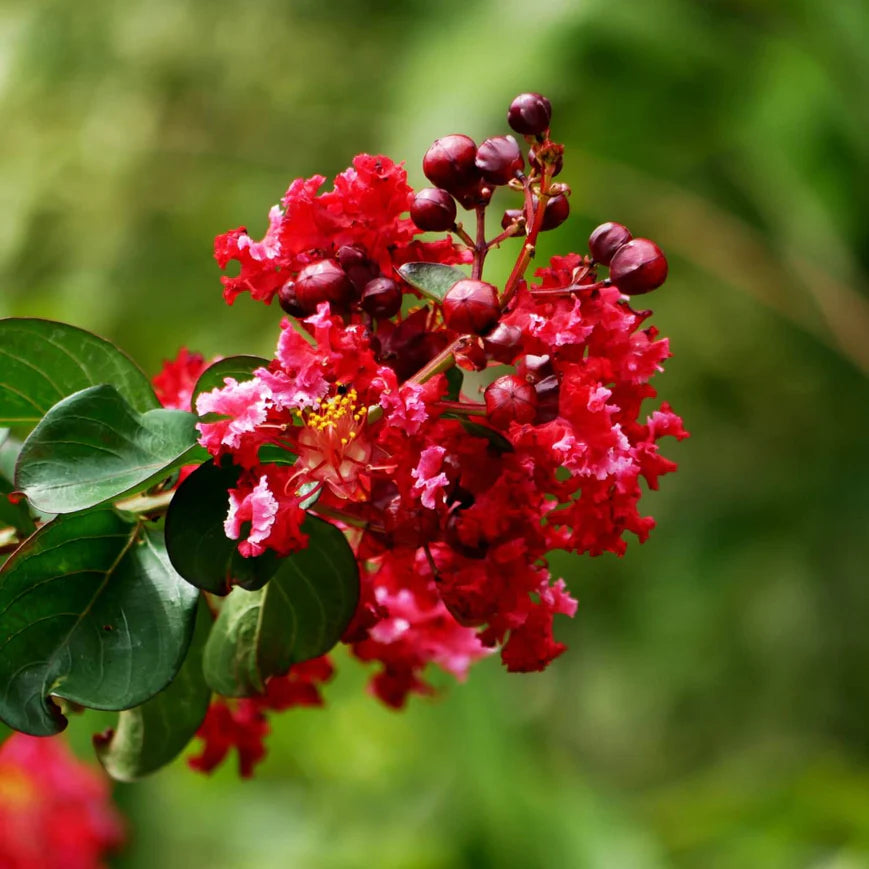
[500,167,554,311]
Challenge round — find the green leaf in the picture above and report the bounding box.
[94,595,212,781]
[15,384,201,514]
[202,516,358,696]
[0,510,199,736]
[165,460,279,596]
[192,355,268,402]
[445,366,464,401]
[0,436,36,537]
[397,262,467,302]
[0,721,11,748]
[0,318,158,430]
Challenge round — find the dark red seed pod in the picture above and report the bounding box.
[336,243,379,291]
[540,193,570,230]
[588,222,632,266]
[410,187,457,232]
[474,135,524,186]
[452,178,493,211]
[533,374,560,424]
[442,279,500,335]
[501,208,526,232]
[528,143,563,177]
[609,238,668,295]
[507,92,552,136]
[294,260,355,312]
[277,280,305,317]
[485,374,538,429]
[361,277,403,319]
[422,135,479,193]
[483,322,523,364]
[516,354,554,384]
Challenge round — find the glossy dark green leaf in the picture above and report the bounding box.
[445,366,464,401]
[0,435,35,537]
[94,595,212,781]
[165,460,279,596]
[0,318,158,429]
[0,510,199,736]
[202,516,358,696]
[192,355,268,402]
[397,262,467,302]
[0,721,10,748]
[257,444,298,465]
[15,384,200,514]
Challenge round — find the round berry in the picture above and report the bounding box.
[501,208,526,231]
[588,222,632,266]
[485,375,538,429]
[609,238,668,295]
[422,135,479,193]
[483,322,523,364]
[474,135,524,186]
[361,276,402,319]
[540,193,570,230]
[442,279,500,335]
[410,187,457,232]
[452,179,493,211]
[533,375,560,423]
[277,280,305,317]
[507,92,552,136]
[294,260,355,312]
[336,243,379,291]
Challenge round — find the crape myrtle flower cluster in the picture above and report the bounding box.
[0,733,124,868]
[156,92,686,776]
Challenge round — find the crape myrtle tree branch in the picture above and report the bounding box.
[0,93,687,780]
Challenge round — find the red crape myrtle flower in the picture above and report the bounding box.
[0,734,124,868]
[187,95,687,773]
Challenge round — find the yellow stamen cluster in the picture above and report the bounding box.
[305,386,366,445]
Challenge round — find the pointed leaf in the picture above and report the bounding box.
[165,460,279,596]
[0,318,158,429]
[192,355,269,402]
[203,517,358,697]
[0,510,199,735]
[15,384,201,514]
[397,262,467,302]
[94,595,212,781]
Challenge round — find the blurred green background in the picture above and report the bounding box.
[2,0,869,865]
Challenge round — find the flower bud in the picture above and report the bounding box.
[588,222,632,266]
[410,187,457,232]
[485,374,538,428]
[442,279,500,335]
[501,208,526,232]
[295,260,355,312]
[277,280,305,317]
[507,93,552,136]
[533,375,560,423]
[423,135,479,193]
[474,136,524,186]
[483,322,523,364]
[336,244,380,291]
[609,238,668,295]
[532,194,570,231]
[361,277,402,319]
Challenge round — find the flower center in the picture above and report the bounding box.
[295,386,372,499]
